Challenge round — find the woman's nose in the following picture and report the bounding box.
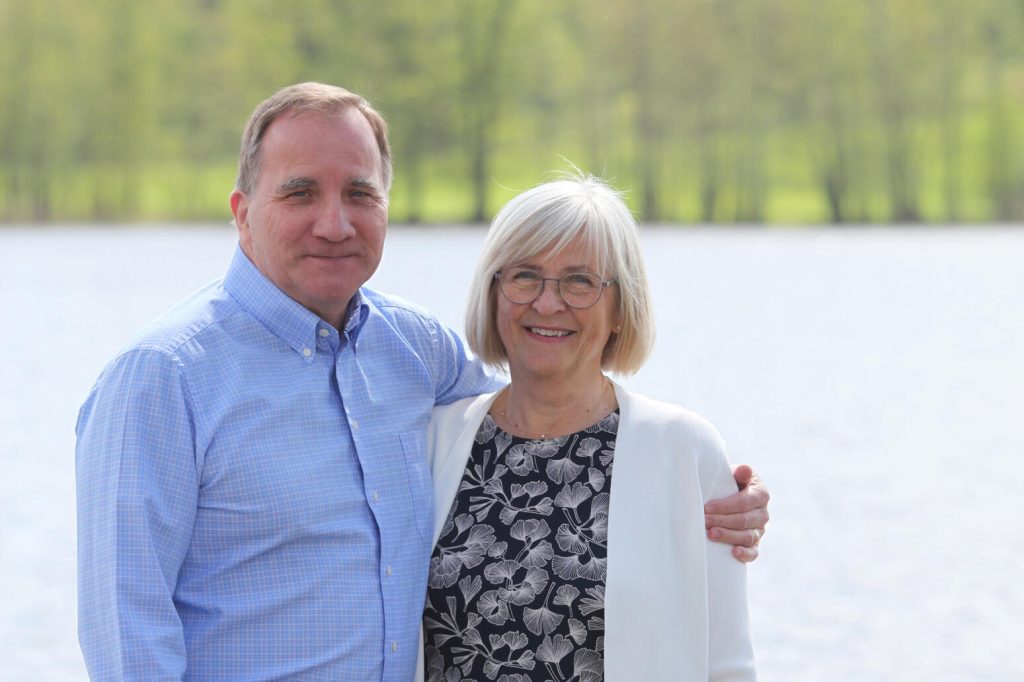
[531,278,566,313]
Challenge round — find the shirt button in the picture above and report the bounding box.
[302,348,312,357]
[351,419,359,430]
[319,328,329,337]
[386,565,393,576]
[372,491,380,502]
[391,641,398,653]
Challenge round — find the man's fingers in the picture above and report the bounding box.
[732,463,754,489]
[707,525,763,545]
[703,480,770,515]
[704,508,769,531]
[731,545,759,563]
[705,465,770,563]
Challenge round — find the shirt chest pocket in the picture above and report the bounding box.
[400,431,434,541]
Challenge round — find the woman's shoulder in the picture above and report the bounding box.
[429,392,498,441]
[617,386,730,465]
[617,387,723,444]
[432,392,494,420]
[617,386,736,496]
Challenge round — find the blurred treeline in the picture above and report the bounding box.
[2,0,1024,225]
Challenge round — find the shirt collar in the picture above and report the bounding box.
[223,245,369,359]
[343,290,370,338]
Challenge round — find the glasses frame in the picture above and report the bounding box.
[494,268,616,309]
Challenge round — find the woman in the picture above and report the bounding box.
[420,175,755,681]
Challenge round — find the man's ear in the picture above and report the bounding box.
[230,190,250,248]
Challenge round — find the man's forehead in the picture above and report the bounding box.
[273,106,374,141]
[258,111,383,186]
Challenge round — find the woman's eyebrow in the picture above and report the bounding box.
[511,261,595,273]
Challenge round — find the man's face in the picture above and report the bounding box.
[231,107,388,328]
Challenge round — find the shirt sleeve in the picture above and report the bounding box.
[699,428,758,681]
[76,348,199,681]
[428,318,505,406]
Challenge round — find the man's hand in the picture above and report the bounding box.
[704,464,770,563]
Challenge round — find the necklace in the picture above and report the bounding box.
[497,378,613,440]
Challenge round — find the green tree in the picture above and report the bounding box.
[454,0,518,222]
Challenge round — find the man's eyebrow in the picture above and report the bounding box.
[350,176,382,192]
[276,177,317,193]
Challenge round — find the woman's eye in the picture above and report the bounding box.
[566,273,598,287]
[512,270,541,282]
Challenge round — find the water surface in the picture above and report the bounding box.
[2,225,1021,681]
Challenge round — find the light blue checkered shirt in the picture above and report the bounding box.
[76,246,501,681]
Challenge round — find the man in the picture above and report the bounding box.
[77,82,769,681]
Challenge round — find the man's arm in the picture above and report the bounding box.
[428,317,505,405]
[704,464,770,563]
[76,349,198,680]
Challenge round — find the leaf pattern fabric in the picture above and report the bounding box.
[424,411,618,682]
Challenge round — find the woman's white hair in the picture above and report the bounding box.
[465,173,654,375]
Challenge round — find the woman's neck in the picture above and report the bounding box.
[493,371,616,440]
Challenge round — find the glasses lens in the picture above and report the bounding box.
[499,268,607,308]
[501,268,543,303]
[560,273,602,307]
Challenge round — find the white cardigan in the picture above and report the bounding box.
[418,381,756,681]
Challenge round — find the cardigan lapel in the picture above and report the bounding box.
[429,392,499,544]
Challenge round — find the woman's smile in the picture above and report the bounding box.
[524,325,575,339]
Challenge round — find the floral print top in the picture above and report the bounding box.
[423,410,619,682]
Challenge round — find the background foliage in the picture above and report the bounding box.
[2,0,1024,224]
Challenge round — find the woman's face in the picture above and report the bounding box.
[496,240,620,385]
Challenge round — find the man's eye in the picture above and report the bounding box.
[287,190,312,199]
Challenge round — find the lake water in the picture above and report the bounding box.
[2,225,1022,681]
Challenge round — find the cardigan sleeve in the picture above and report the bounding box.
[693,420,758,681]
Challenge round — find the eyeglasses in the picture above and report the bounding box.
[495,267,616,309]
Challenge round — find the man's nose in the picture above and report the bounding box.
[312,197,357,241]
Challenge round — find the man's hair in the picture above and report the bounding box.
[234,82,392,195]
[465,173,655,375]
